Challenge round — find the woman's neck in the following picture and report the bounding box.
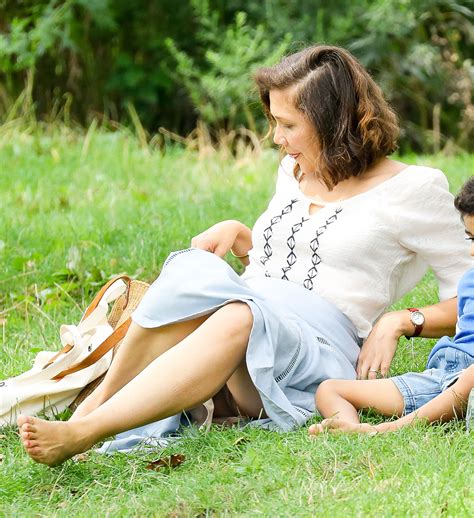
[299,157,407,203]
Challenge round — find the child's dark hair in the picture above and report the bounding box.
[454,177,474,216]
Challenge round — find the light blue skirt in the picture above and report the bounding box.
[99,248,362,452]
[133,248,361,431]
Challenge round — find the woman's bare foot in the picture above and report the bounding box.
[308,417,378,435]
[17,414,94,466]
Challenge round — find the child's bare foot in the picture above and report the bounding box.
[308,417,377,435]
[17,414,94,466]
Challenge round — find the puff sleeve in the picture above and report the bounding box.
[393,167,472,301]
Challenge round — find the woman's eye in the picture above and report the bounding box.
[465,237,474,241]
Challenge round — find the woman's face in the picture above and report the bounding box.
[269,87,319,175]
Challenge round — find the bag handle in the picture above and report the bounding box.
[82,275,132,320]
[41,344,74,370]
[51,317,132,381]
[41,275,132,371]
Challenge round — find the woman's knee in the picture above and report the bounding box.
[215,302,253,334]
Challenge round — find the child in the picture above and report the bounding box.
[309,177,474,435]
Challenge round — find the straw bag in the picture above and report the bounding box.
[0,275,149,426]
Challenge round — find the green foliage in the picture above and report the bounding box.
[0,0,472,150]
[0,2,75,72]
[166,1,291,130]
[347,0,474,152]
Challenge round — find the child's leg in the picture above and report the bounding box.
[309,378,404,435]
[375,364,474,432]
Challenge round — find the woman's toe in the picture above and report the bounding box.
[17,414,29,427]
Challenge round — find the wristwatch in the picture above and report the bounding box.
[406,308,425,338]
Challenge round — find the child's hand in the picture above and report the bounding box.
[356,310,410,379]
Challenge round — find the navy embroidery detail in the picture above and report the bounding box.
[260,199,298,276]
[316,336,331,346]
[275,341,301,383]
[282,216,309,280]
[163,248,194,268]
[303,207,343,290]
[294,406,312,417]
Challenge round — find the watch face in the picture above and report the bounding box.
[411,311,424,326]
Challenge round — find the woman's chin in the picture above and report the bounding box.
[298,161,314,175]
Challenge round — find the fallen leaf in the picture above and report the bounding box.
[73,452,89,462]
[145,454,185,471]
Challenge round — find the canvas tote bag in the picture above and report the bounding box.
[0,275,149,426]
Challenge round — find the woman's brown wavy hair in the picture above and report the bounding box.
[253,45,399,188]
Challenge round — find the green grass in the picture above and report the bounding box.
[0,129,473,516]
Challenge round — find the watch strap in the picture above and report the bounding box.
[406,307,423,338]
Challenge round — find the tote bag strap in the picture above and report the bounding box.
[51,318,132,381]
[82,275,132,320]
[41,275,132,371]
[41,344,74,370]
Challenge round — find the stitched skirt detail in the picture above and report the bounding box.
[133,248,361,431]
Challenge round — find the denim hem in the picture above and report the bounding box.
[391,376,416,415]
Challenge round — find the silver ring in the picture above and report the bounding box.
[369,369,378,373]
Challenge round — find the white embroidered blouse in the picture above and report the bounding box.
[241,155,472,338]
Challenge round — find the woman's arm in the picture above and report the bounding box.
[384,297,457,338]
[191,220,252,265]
[357,297,458,380]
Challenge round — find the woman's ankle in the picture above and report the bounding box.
[70,390,108,420]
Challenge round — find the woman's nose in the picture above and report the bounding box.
[273,126,287,146]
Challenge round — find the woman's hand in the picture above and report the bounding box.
[357,311,409,380]
[191,220,251,258]
[357,298,458,379]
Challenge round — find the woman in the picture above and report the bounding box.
[18,45,471,466]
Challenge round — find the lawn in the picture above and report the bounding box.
[0,127,473,516]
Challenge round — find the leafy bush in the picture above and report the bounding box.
[166,1,291,131]
[0,0,472,151]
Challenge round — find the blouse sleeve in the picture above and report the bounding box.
[395,167,472,300]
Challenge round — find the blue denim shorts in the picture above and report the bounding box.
[391,347,474,415]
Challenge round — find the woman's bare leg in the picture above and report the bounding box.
[226,360,267,419]
[18,302,264,466]
[71,315,209,419]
